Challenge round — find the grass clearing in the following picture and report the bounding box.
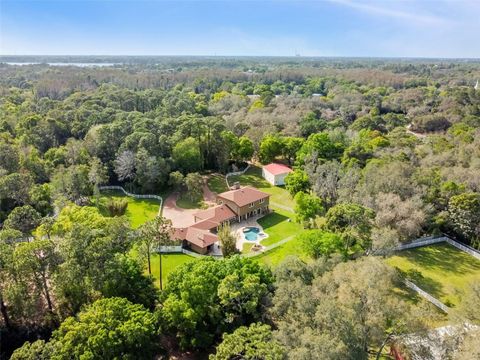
[258,209,301,246]
[176,193,204,209]
[229,165,295,209]
[96,190,160,228]
[385,243,480,307]
[207,174,229,193]
[150,253,196,288]
[255,236,308,267]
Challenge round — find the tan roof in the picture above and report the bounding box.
[193,204,237,224]
[172,227,218,248]
[217,186,269,207]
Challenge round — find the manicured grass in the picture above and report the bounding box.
[242,243,254,253]
[96,190,160,228]
[254,237,308,267]
[207,174,229,193]
[150,253,196,288]
[258,209,302,246]
[229,165,295,209]
[385,243,480,307]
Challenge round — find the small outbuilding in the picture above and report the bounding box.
[262,163,292,186]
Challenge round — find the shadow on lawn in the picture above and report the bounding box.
[401,243,480,276]
[258,211,289,228]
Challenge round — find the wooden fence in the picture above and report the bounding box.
[98,185,163,215]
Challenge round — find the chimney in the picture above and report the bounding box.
[233,182,240,190]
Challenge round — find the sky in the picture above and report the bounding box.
[1,0,479,58]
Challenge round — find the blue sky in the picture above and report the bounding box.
[1,0,479,58]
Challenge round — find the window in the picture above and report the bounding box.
[249,202,255,208]
[260,198,265,204]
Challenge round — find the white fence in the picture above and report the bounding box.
[99,185,163,215]
[404,280,450,313]
[392,236,447,251]
[445,238,480,260]
[225,164,251,188]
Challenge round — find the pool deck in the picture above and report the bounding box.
[230,214,268,251]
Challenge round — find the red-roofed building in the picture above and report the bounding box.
[262,163,292,186]
[171,186,270,254]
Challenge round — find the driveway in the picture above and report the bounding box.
[162,192,197,228]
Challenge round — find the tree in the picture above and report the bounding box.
[139,216,174,289]
[172,137,202,173]
[258,135,282,164]
[210,323,285,360]
[135,148,169,192]
[296,132,345,165]
[272,257,423,359]
[218,223,237,257]
[237,136,254,162]
[13,240,59,313]
[299,230,344,259]
[4,205,42,236]
[88,157,108,201]
[306,160,343,209]
[28,183,53,216]
[168,171,185,190]
[185,172,204,202]
[51,165,92,203]
[281,137,303,165]
[294,192,324,225]
[448,193,480,245]
[324,203,375,252]
[11,297,159,360]
[161,257,273,349]
[285,169,310,197]
[114,150,136,182]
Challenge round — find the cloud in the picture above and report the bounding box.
[328,0,453,26]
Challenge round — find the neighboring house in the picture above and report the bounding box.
[172,186,270,254]
[262,163,292,186]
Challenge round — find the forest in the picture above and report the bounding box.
[0,57,479,359]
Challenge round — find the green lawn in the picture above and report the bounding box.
[150,253,196,288]
[254,236,308,267]
[207,174,229,193]
[229,165,295,209]
[258,208,302,246]
[385,243,480,307]
[96,190,161,228]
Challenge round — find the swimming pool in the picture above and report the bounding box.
[243,227,260,241]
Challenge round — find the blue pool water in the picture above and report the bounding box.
[243,227,260,241]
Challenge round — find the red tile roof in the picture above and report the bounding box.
[172,227,218,248]
[217,186,270,207]
[193,204,237,225]
[263,163,292,176]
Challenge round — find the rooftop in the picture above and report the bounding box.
[217,186,270,207]
[263,163,292,176]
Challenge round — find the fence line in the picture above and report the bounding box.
[225,164,251,188]
[404,280,450,313]
[99,185,163,216]
[445,238,480,260]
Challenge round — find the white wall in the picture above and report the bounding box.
[262,168,276,185]
[274,172,289,186]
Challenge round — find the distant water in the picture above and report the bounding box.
[3,62,119,67]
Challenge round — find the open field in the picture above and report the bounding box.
[385,243,480,307]
[96,190,161,228]
[228,165,295,209]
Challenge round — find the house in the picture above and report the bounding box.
[262,163,292,186]
[172,186,270,254]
